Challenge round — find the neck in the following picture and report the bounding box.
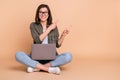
[41,21,47,27]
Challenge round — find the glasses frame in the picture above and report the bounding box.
[39,11,48,16]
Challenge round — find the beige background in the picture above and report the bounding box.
[0,0,120,80]
[0,0,120,60]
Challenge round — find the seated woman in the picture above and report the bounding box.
[15,4,72,74]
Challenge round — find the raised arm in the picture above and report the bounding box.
[39,23,57,41]
[58,28,70,46]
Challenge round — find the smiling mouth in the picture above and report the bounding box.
[41,17,46,19]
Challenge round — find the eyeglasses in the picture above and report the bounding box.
[39,11,48,15]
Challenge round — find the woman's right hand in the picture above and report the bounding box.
[48,20,58,31]
[40,22,57,41]
[48,23,57,31]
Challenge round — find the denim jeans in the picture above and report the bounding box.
[15,51,72,68]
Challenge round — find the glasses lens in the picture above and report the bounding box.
[39,11,48,15]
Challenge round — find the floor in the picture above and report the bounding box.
[0,55,120,80]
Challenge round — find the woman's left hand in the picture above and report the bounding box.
[62,29,70,37]
[58,26,70,46]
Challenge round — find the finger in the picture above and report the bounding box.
[54,19,59,24]
[65,25,71,31]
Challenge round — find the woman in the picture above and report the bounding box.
[15,4,72,74]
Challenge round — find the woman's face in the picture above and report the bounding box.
[39,7,49,22]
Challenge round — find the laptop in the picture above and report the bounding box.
[31,44,56,60]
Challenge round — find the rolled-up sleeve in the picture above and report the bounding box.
[30,23,42,44]
[55,27,61,48]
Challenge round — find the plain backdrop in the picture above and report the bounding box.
[0,0,120,60]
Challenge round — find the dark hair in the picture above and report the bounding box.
[35,4,52,25]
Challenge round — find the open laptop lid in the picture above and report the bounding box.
[31,44,56,60]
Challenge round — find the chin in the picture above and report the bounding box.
[41,19,47,22]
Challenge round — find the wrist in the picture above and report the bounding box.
[47,27,52,32]
[61,34,66,38]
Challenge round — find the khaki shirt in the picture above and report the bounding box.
[30,22,60,48]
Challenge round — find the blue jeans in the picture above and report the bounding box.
[15,51,72,68]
